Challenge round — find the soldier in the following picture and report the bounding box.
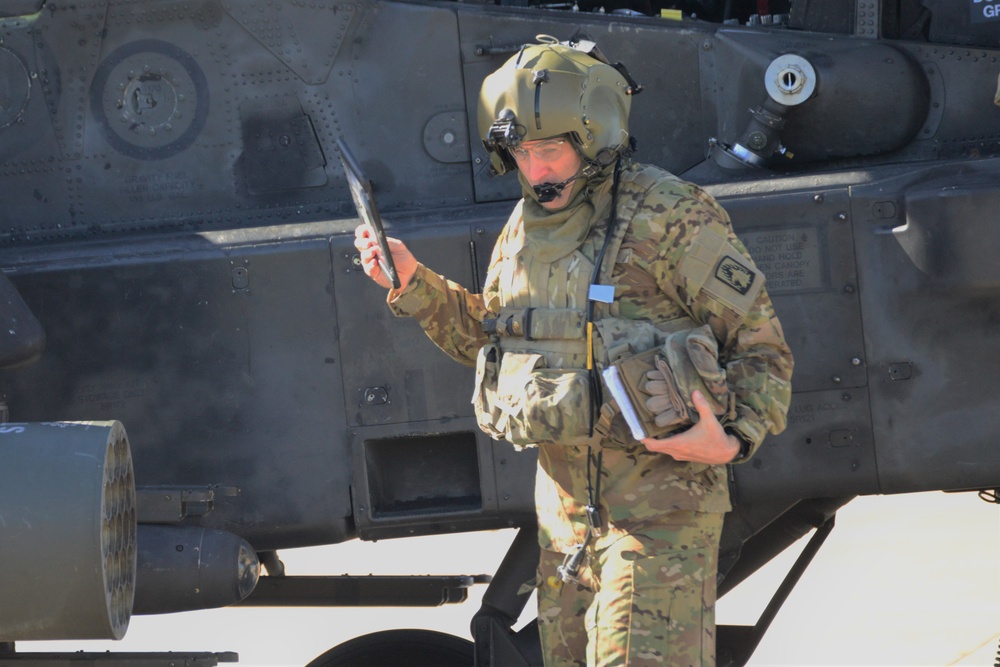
[354,37,793,667]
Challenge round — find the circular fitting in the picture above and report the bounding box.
[765,54,817,106]
[746,131,768,150]
[91,40,209,159]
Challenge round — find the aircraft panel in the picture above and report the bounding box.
[0,0,478,245]
[340,2,473,210]
[332,217,501,428]
[718,186,866,393]
[717,184,876,501]
[733,386,878,502]
[0,227,354,549]
[852,159,1000,495]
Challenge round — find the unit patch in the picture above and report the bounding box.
[715,255,756,295]
[677,224,765,318]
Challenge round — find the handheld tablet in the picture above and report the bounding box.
[337,138,401,289]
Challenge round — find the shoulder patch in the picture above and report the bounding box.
[679,224,765,318]
[715,255,756,296]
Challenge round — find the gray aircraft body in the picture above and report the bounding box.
[0,0,998,665]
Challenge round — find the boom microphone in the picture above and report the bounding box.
[533,174,582,203]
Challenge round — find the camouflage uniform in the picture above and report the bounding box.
[387,162,793,666]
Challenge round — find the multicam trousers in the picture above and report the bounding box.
[536,511,724,667]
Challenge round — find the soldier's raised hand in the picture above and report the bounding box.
[353,224,419,291]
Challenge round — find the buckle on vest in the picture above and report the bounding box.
[481,308,534,339]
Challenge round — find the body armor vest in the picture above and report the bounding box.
[472,167,688,447]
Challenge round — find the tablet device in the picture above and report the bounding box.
[337,137,400,289]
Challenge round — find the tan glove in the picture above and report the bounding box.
[640,324,734,432]
[643,356,689,428]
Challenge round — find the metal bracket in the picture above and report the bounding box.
[239,574,487,607]
[136,485,240,523]
[856,0,880,38]
[717,515,837,666]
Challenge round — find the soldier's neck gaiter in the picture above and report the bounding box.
[518,168,615,263]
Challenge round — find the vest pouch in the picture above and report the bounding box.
[606,347,678,438]
[495,352,594,447]
[472,343,505,440]
[609,324,734,439]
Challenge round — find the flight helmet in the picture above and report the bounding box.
[479,36,640,178]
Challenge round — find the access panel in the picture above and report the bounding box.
[0,227,352,550]
[718,183,878,502]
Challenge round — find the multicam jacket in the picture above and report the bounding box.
[387,162,793,553]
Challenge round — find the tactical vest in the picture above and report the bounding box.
[472,167,702,447]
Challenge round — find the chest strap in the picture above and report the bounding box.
[482,307,587,341]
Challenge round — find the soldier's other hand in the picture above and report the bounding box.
[641,390,740,465]
[353,224,418,290]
